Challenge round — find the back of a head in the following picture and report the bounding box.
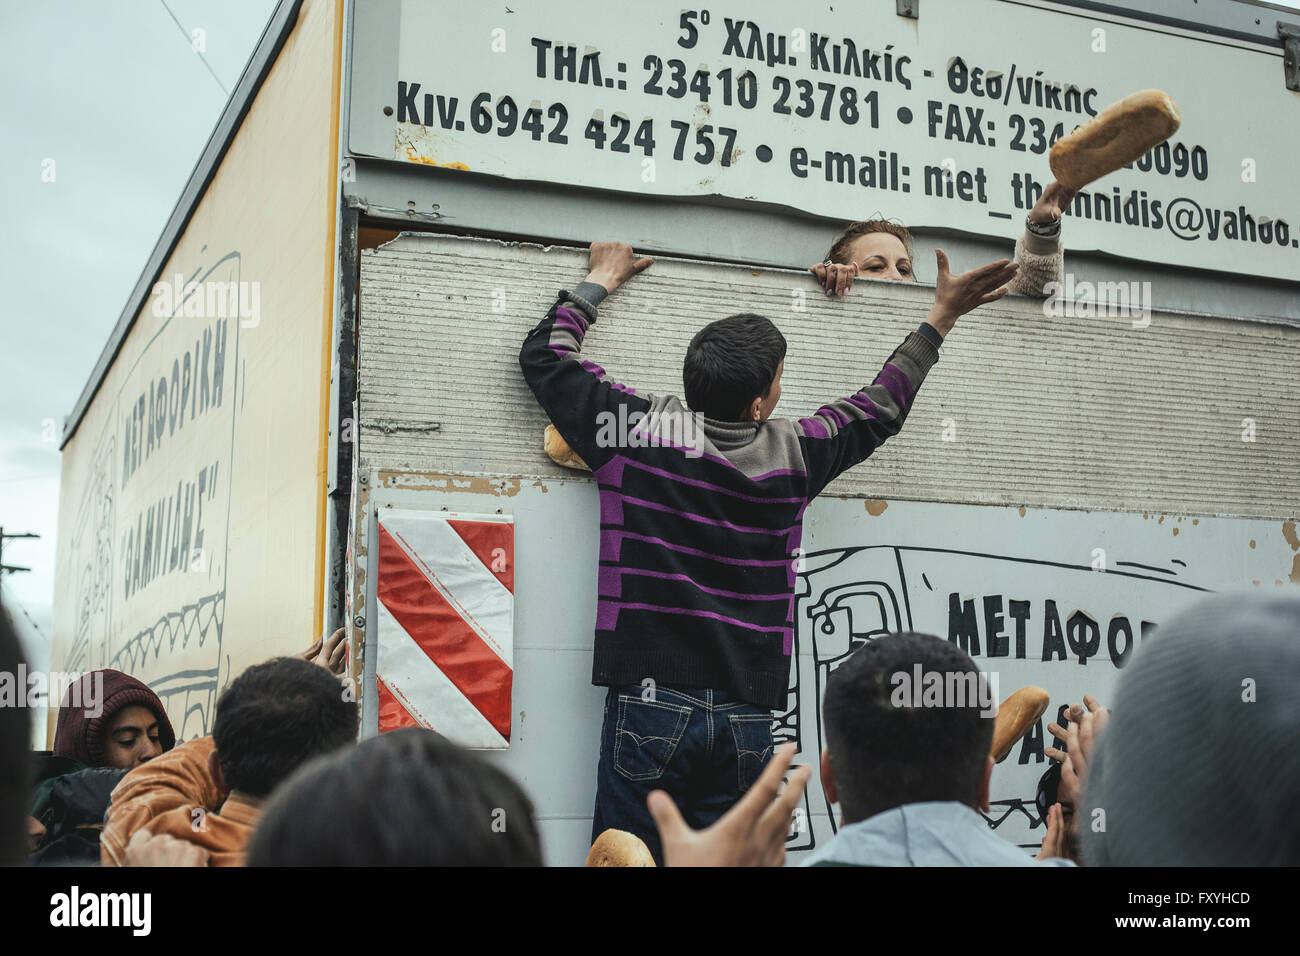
[0,606,30,865]
[683,313,786,421]
[212,657,356,799]
[823,633,993,824]
[1083,593,1300,866]
[247,726,543,866]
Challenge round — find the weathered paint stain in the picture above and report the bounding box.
[396,127,471,170]
[403,144,471,170]
[531,479,551,494]
[378,470,522,497]
[864,499,889,516]
[1172,527,1179,536]
[1283,521,1298,551]
[1192,519,1199,526]
[1290,556,1300,585]
[1250,539,1257,549]
[1018,506,1026,517]
[1158,515,1165,524]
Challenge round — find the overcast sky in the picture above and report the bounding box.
[0,0,277,669]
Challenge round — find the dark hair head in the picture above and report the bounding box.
[212,657,356,799]
[0,606,31,865]
[825,217,915,266]
[1083,593,1300,866]
[823,632,993,823]
[683,313,786,421]
[247,727,543,866]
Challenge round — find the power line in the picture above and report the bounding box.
[0,528,39,577]
[159,0,230,97]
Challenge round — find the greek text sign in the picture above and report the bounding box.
[350,0,1300,279]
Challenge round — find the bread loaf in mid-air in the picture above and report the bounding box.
[991,686,1051,761]
[1049,89,1181,189]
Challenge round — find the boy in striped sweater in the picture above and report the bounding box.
[520,241,1015,863]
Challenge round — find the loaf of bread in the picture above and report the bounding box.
[585,829,656,867]
[991,686,1051,762]
[1049,90,1181,190]
[544,424,590,471]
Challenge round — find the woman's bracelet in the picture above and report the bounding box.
[1025,216,1061,237]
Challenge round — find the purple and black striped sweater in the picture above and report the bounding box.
[520,282,941,709]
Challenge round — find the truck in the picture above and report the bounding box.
[53,0,1300,863]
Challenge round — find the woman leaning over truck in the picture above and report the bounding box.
[810,180,1077,298]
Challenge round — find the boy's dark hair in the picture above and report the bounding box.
[246,727,543,866]
[683,313,786,421]
[212,657,356,799]
[823,633,993,824]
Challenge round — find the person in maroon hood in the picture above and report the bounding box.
[52,669,176,770]
[29,670,176,862]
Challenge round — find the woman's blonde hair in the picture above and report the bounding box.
[824,217,915,266]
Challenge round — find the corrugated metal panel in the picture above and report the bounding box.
[359,234,1298,518]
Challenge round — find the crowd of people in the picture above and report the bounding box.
[4,590,1296,867]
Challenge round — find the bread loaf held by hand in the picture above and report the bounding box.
[991,686,1051,762]
[1049,90,1181,190]
[585,829,657,867]
[544,423,590,471]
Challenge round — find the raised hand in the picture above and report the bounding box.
[647,742,811,867]
[297,626,348,675]
[1029,180,1078,226]
[925,249,1019,337]
[585,241,654,294]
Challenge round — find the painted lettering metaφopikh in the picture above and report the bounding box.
[121,317,228,492]
[947,593,1156,667]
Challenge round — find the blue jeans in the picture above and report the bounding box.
[591,684,775,865]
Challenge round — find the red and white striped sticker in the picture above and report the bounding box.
[374,510,514,748]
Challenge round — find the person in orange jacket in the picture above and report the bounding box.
[102,651,355,867]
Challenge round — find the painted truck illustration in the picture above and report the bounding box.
[781,542,1210,851]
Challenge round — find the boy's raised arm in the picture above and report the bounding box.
[798,250,1018,498]
[519,242,654,471]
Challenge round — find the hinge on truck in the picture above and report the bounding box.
[897,0,918,18]
[1281,22,1300,91]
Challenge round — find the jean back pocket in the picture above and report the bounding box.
[728,713,774,794]
[613,695,691,782]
